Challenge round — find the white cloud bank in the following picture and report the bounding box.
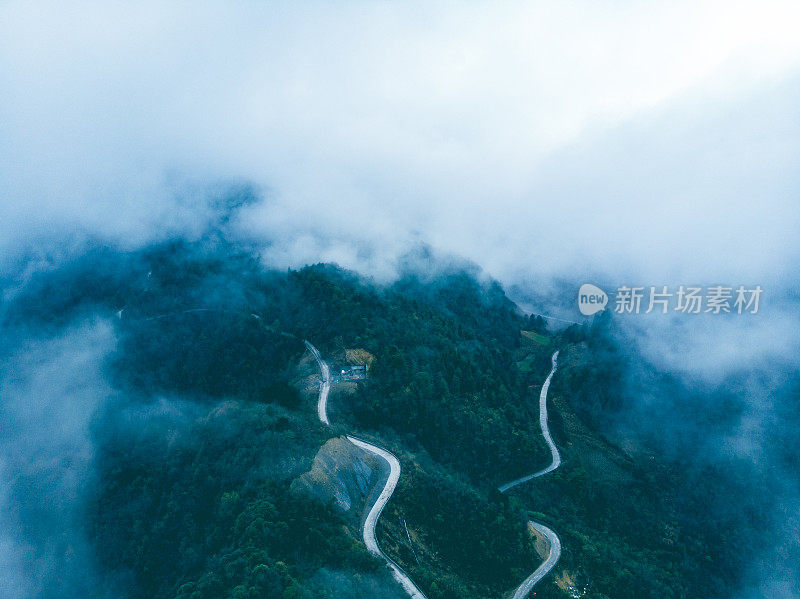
[1,0,798,365]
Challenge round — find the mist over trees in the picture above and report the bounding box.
[2,227,797,598]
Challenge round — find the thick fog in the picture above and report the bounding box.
[0,322,116,599]
[2,1,799,370]
[1,2,799,598]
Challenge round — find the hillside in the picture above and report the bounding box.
[1,237,764,598]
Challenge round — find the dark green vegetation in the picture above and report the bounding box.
[2,236,785,599]
[91,401,381,599]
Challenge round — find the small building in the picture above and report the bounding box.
[340,364,367,381]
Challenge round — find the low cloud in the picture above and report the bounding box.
[2,2,799,286]
[2,2,798,374]
[0,321,117,599]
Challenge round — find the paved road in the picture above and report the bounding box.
[499,350,560,492]
[304,340,331,425]
[500,350,563,599]
[347,436,428,599]
[305,341,427,599]
[512,521,561,599]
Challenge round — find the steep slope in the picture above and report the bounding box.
[1,237,764,599]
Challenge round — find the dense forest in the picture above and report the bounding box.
[1,235,788,598]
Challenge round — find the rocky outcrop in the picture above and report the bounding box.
[291,436,383,515]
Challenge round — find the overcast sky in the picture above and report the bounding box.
[2,0,799,369]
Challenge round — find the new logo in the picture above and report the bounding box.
[578,283,608,316]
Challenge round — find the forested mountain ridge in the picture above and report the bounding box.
[0,237,771,598]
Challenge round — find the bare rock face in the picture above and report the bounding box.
[527,521,551,560]
[291,436,381,514]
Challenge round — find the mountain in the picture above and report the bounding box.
[1,236,792,599]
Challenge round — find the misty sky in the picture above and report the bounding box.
[1,1,799,368]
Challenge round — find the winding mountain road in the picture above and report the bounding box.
[305,341,427,599]
[512,521,561,599]
[304,340,331,425]
[501,350,562,598]
[347,436,428,599]
[500,350,561,492]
